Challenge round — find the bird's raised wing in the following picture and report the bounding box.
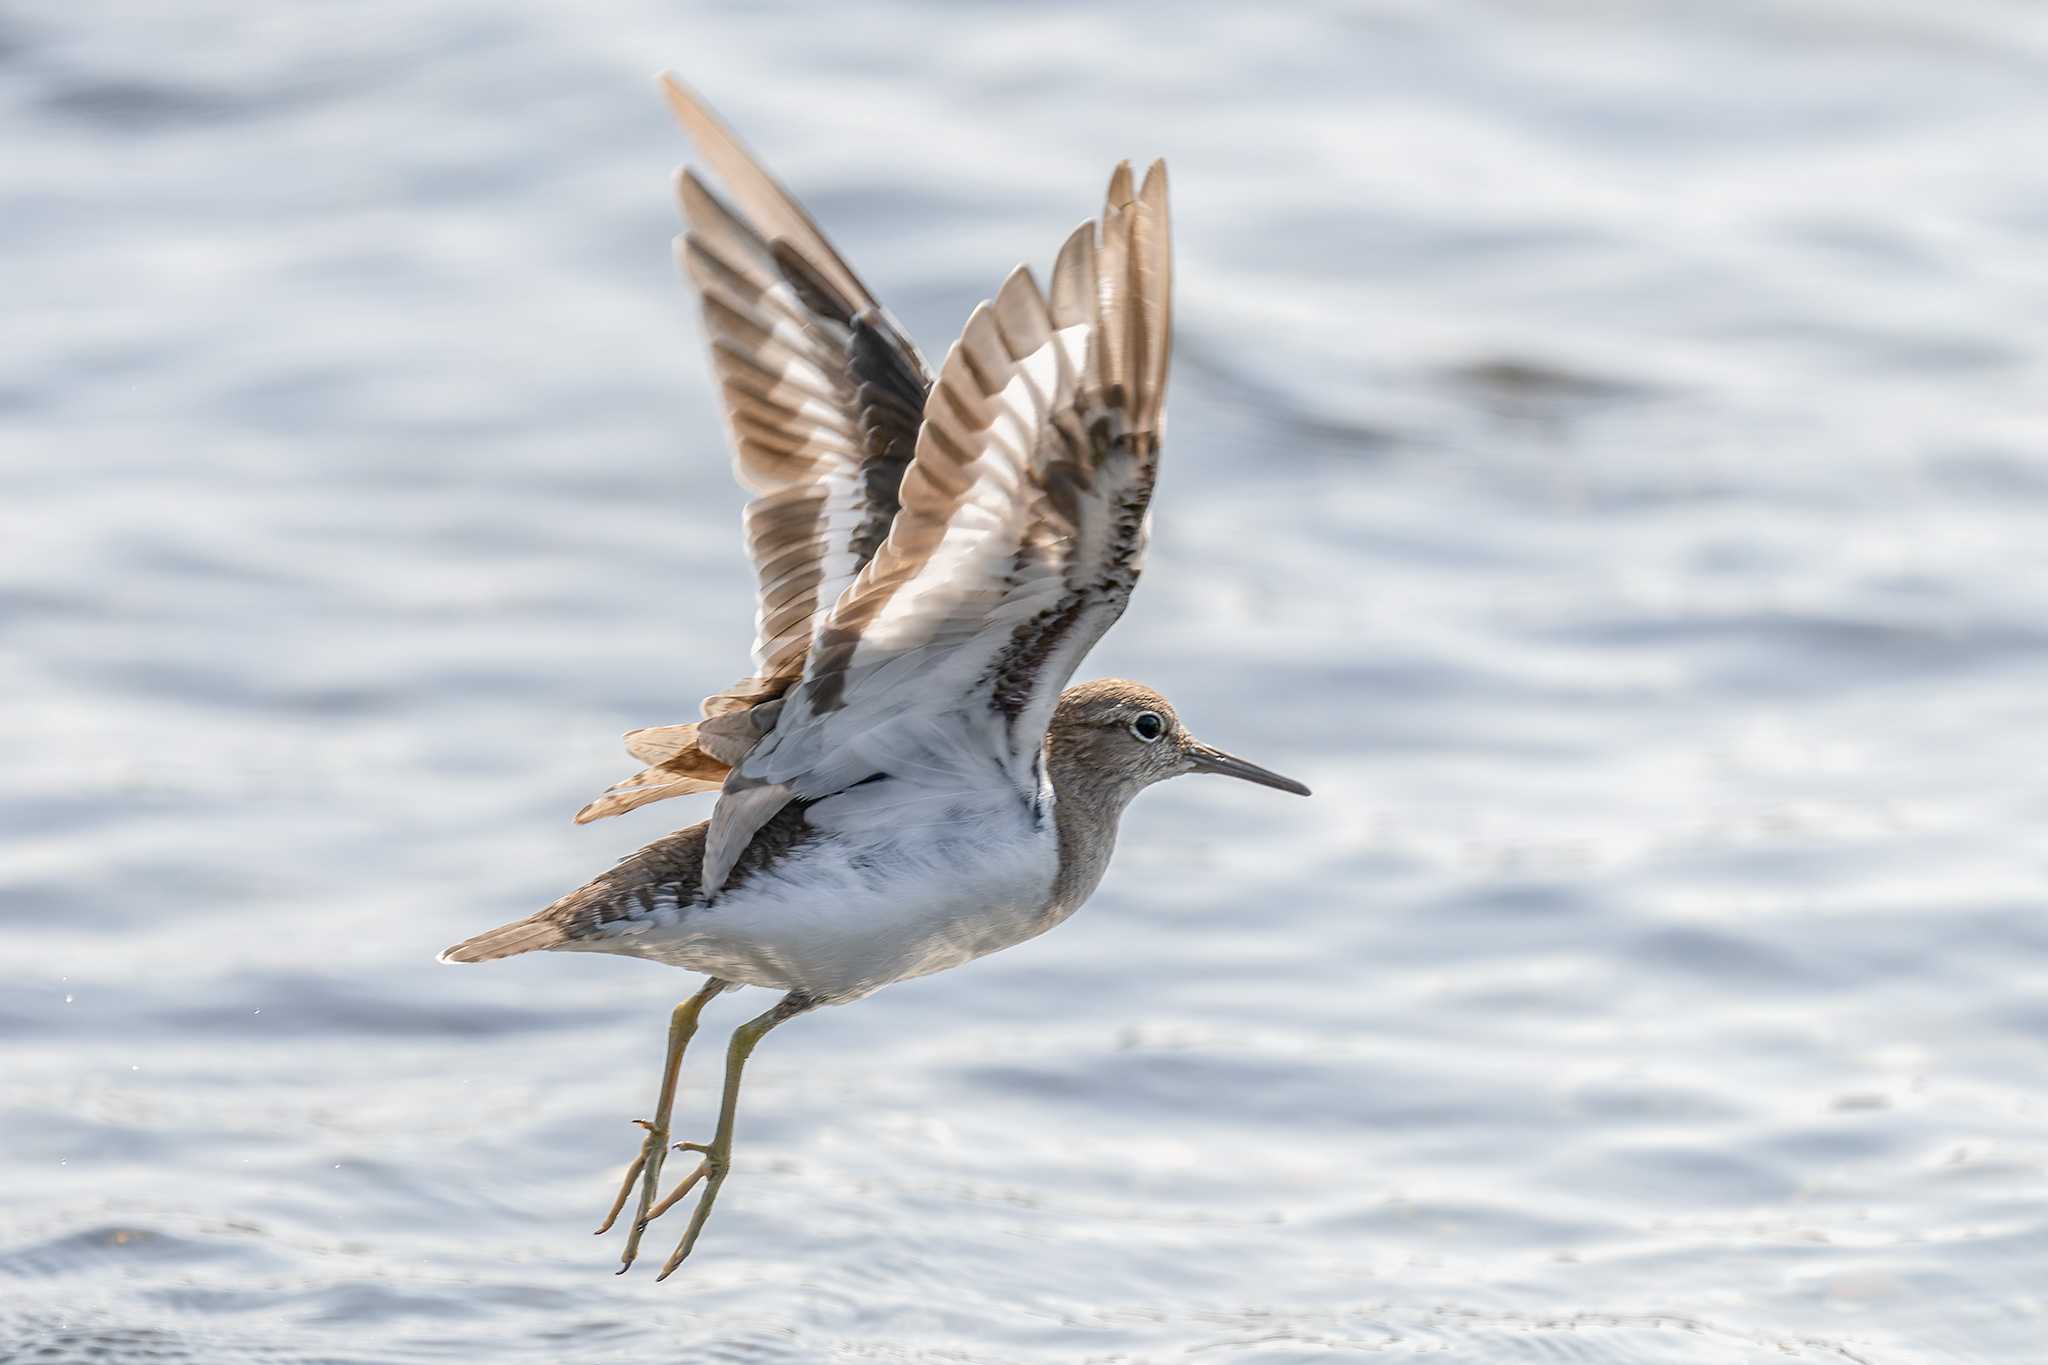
[577,76,932,823]
[700,160,1172,892]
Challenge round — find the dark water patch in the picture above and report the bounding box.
[405,664,572,708]
[159,971,607,1041]
[1314,1194,1607,1253]
[112,540,304,594]
[960,1045,1547,1141]
[675,1334,818,1365]
[1546,608,2048,690]
[1173,1305,1876,1364]
[1773,214,1947,273]
[1567,1078,1744,1125]
[1697,313,2018,377]
[215,368,365,433]
[292,1281,482,1328]
[1868,333,2020,378]
[1286,659,1684,738]
[56,651,411,721]
[1754,1113,1913,1168]
[37,57,368,135]
[1439,878,1606,925]
[0,584,106,621]
[0,1224,262,1279]
[952,1046,1360,1129]
[1175,337,1404,457]
[41,79,249,131]
[392,155,553,209]
[5,840,295,931]
[0,14,33,68]
[1980,998,2048,1043]
[1445,356,1657,408]
[0,383,42,415]
[1929,448,2048,502]
[0,798,136,857]
[1626,926,1820,991]
[1562,1140,1802,1210]
[67,657,282,713]
[0,1313,388,1365]
[1348,882,1620,976]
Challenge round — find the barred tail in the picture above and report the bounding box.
[442,818,715,964]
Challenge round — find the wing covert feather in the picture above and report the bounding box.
[698,160,1173,892]
[577,79,932,822]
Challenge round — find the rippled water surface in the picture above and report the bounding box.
[6,2,2047,1360]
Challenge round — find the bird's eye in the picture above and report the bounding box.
[1129,711,1166,743]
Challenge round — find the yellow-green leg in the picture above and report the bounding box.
[594,976,725,1273]
[653,991,813,1280]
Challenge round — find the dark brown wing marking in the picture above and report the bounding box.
[577,80,932,823]
[696,161,1173,892]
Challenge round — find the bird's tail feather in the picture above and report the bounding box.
[574,718,744,824]
[438,916,568,964]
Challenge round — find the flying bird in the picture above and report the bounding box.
[441,73,1310,1279]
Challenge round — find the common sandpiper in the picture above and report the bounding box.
[442,73,1310,1280]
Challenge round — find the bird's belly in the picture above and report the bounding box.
[623,823,1060,1003]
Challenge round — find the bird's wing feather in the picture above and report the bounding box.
[677,168,929,707]
[699,160,1172,892]
[578,77,931,822]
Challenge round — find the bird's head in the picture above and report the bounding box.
[1047,678,1310,812]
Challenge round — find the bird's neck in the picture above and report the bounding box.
[1042,734,1131,915]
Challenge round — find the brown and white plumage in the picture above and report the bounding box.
[700,162,1172,892]
[583,75,1176,906]
[576,75,931,823]
[439,79,1312,1281]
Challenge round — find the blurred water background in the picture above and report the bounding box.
[5,1,2048,1360]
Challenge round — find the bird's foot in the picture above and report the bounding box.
[649,1135,733,1280]
[594,1121,733,1277]
[599,990,800,1278]
[593,1118,664,1239]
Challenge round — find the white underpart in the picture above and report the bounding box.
[562,778,1061,1004]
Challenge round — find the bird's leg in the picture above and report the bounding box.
[596,976,724,1273]
[651,990,815,1280]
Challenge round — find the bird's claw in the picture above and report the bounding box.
[651,1145,732,1280]
[596,1121,731,1278]
[591,1138,731,1280]
[593,1119,666,1235]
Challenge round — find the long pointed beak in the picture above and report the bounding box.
[1184,741,1311,796]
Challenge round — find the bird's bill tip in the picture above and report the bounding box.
[1185,742,1311,796]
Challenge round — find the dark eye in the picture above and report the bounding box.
[1129,711,1166,743]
